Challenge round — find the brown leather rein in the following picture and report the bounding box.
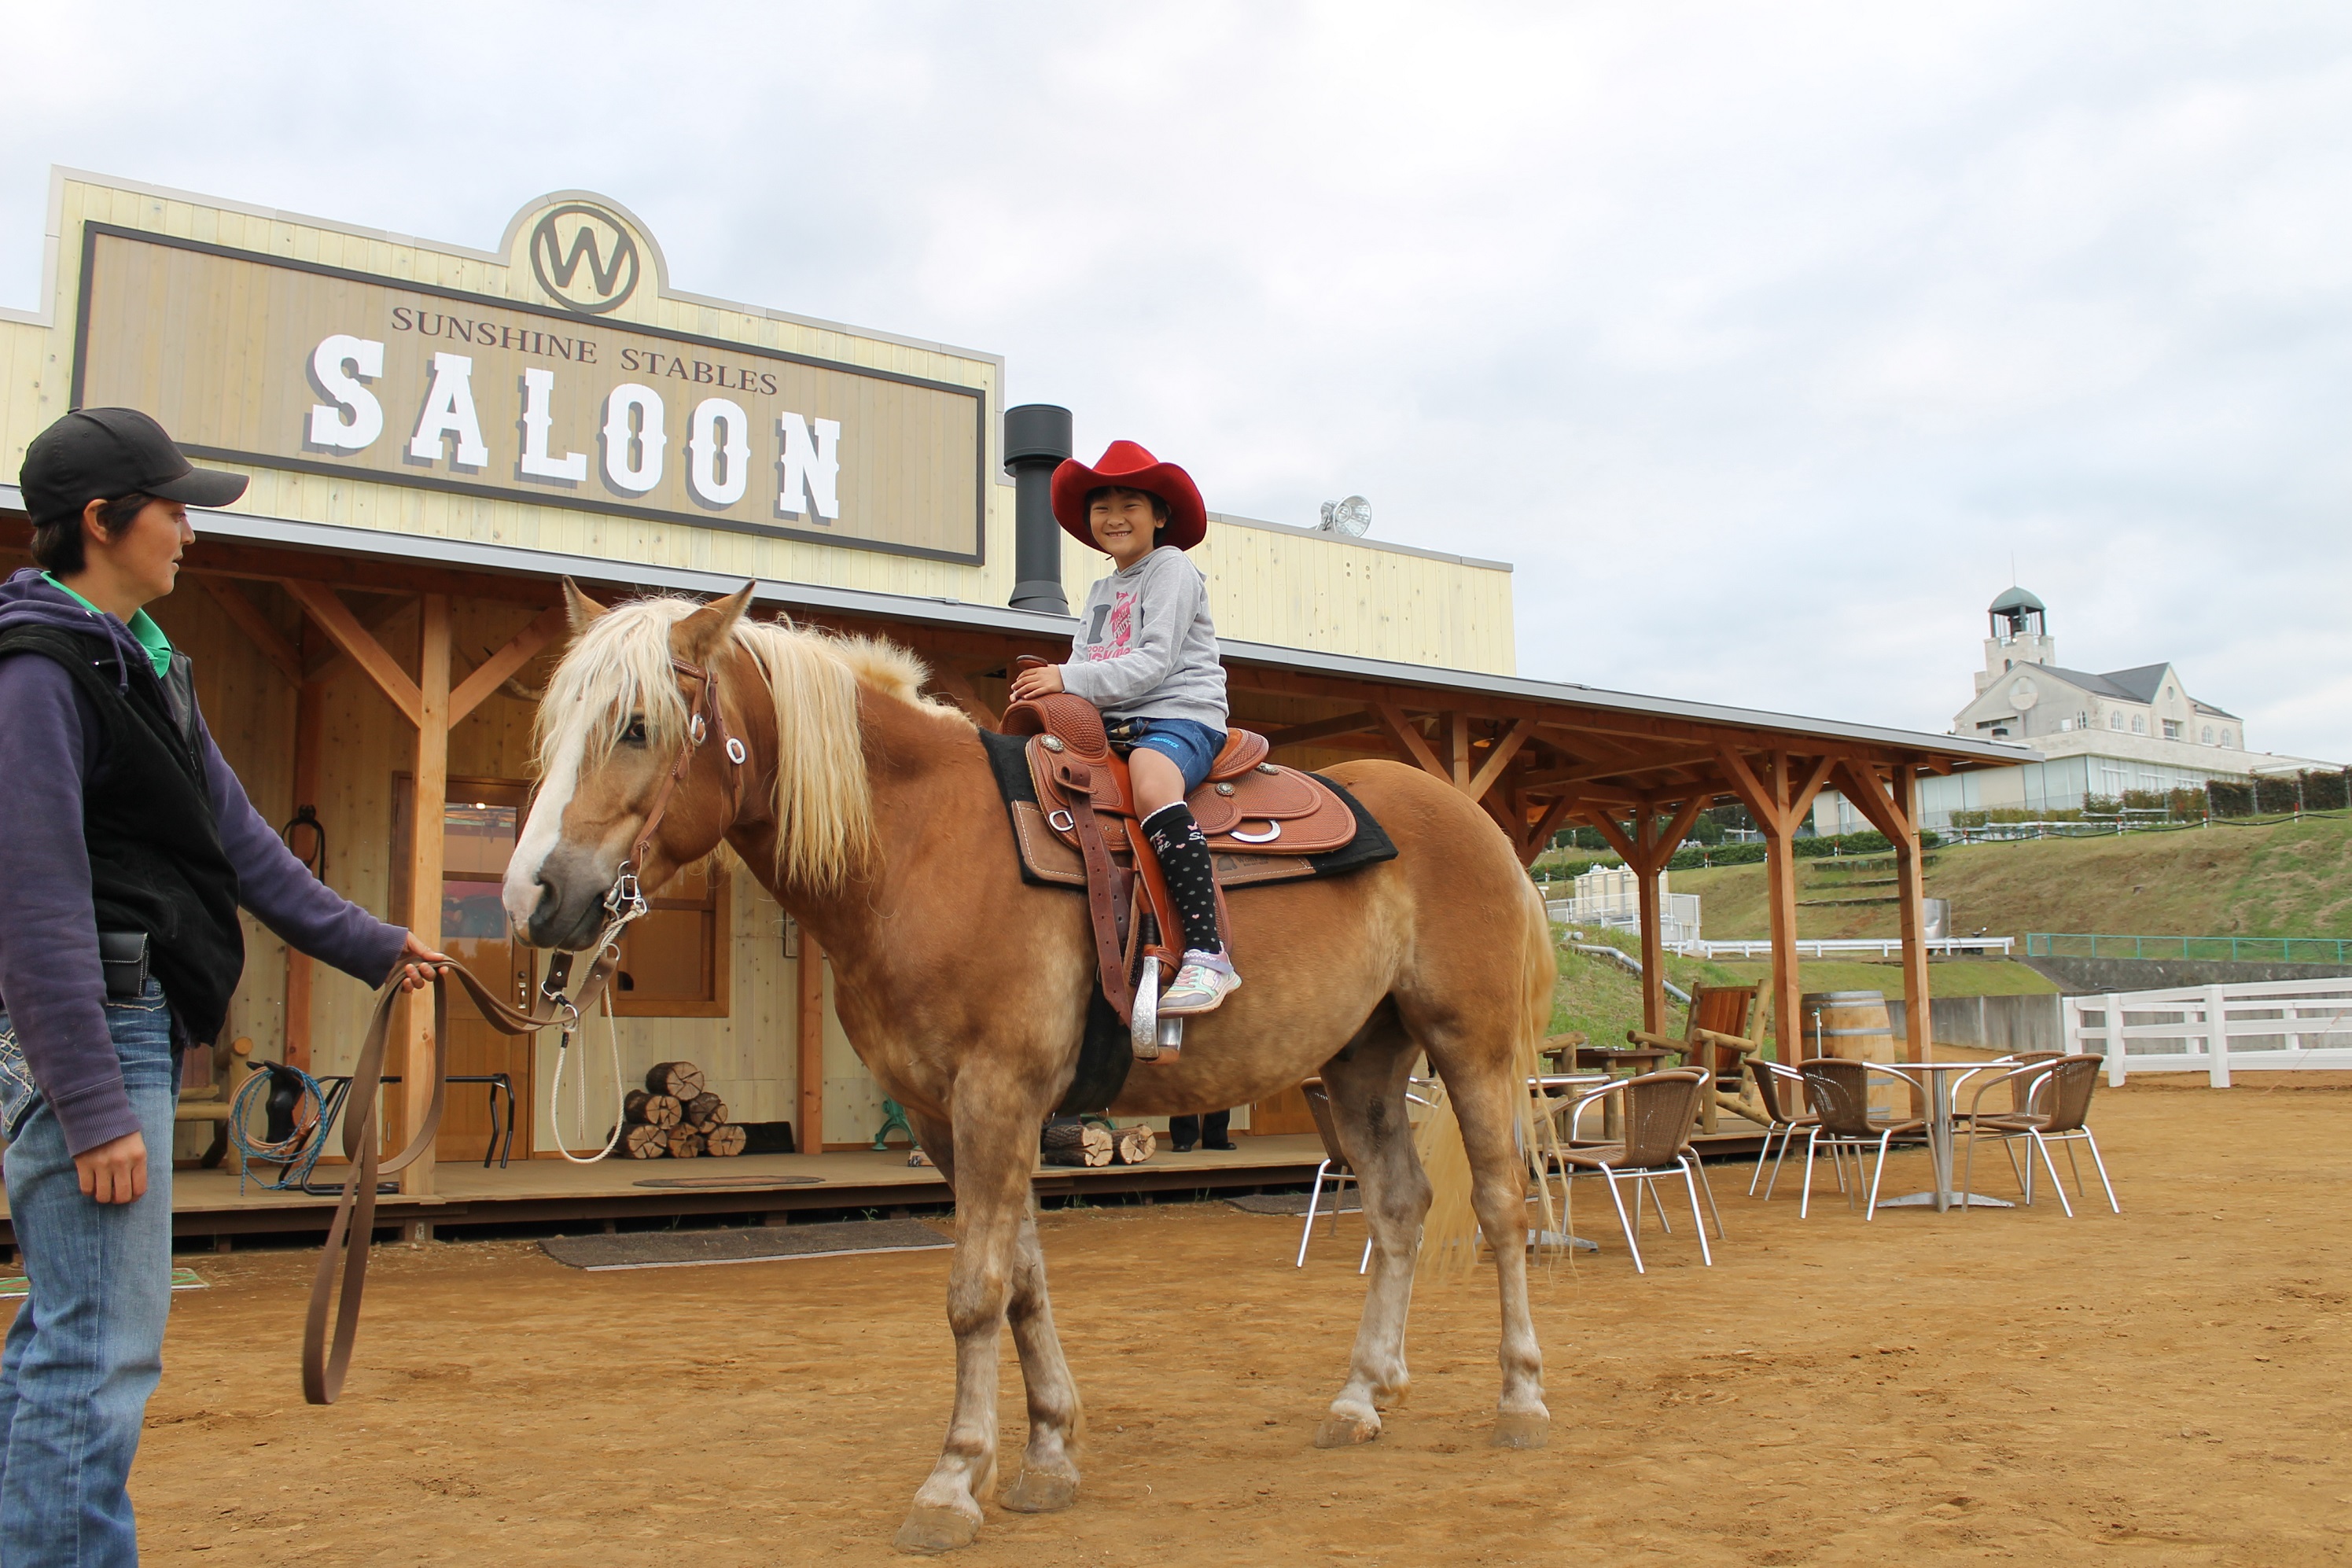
[301,655,742,1404]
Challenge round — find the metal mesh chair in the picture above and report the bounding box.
[1745,1058,1818,1200]
[1295,1078,1356,1266]
[1549,1069,1720,1273]
[1960,1054,2118,1216]
[1798,1058,1927,1220]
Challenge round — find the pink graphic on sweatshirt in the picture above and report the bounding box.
[1084,591,1136,661]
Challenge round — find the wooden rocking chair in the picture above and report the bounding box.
[1627,985,1772,1133]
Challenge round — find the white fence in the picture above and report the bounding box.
[2065,977,2352,1087]
[1544,892,1701,948]
[1681,937,2015,960]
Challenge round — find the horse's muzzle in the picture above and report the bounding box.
[513,843,619,951]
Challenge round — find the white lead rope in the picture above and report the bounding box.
[539,893,646,1165]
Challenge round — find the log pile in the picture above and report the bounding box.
[1040,1118,1157,1167]
[618,1062,742,1158]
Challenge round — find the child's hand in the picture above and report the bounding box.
[1010,665,1066,701]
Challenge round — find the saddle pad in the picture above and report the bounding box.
[980,730,1398,893]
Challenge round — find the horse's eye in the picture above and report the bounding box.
[620,716,648,746]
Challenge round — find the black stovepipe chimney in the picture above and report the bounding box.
[1005,403,1073,616]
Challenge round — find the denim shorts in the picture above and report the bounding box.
[1110,716,1228,796]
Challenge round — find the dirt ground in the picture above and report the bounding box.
[78,1078,2352,1566]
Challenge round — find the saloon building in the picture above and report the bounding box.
[0,171,2026,1231]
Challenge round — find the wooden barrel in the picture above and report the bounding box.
[1800,991,1896,1063]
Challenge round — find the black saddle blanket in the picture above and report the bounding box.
[977,729,1398,891]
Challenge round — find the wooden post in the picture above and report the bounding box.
[283,628,326,1072]
[1831,759,1931,1063]
[1632,815,1666,1037]
[401,594,451,1194]
[1717,749,1837,1066]
[797,932,825,1154]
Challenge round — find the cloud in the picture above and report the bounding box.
[2,0,2344,759]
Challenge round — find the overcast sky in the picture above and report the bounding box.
[4,2,2346,760]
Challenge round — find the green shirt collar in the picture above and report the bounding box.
[42,572,173,679]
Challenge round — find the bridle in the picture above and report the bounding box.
[303,651,748,1405]
[536,653,748,1021]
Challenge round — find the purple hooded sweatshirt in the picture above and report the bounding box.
[0,568,407,1157]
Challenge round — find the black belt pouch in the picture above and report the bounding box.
[98,930,151,1000]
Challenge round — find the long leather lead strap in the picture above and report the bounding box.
[301,951,618,1404]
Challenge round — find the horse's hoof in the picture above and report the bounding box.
[893,1503,981,1555]
[1491,1409,1550,1450]
[1001,1465,1080,1513]
[1314,1410,1382,1448]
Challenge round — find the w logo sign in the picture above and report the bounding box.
[529,204,640,315]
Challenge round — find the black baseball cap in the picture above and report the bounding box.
[19,407,248,528]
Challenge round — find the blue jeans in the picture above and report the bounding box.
[1113,717,1228,796]
[0,981,180,1568]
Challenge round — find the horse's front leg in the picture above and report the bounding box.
[904,1107,1085,1518]
[1313,1040,1428,1446]
[893,1093,1043,1553]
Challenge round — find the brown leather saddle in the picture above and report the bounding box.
[1001,663,1357,1059]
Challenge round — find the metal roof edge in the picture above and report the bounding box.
[0,485,2030,767]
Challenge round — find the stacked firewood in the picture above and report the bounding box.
[1040,1117,1156,1167]
[619,1062,747,1158]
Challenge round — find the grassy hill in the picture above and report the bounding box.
[1669,813,2352,943]
[1548,929,2048,1047]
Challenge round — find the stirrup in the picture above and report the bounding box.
[1131,955,1184,1062]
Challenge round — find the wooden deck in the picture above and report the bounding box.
[0,1126,1772,1247]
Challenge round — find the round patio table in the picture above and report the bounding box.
[1871,1060,2015,1213]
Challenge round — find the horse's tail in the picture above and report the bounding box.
[1415,878,1557,1279]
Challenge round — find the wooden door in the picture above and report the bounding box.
[1251,1082,1319,1136]
[435,782,535,1161]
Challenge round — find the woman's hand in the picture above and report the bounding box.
[392,931,451,992]
[1009,664,1066,701]
[74,1131,147,1205]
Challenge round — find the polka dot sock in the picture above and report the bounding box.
[1141,802,1224,958]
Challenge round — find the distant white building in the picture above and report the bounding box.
[1816,586,2333,832]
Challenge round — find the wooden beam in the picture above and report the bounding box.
[193,575,301,686]
[797,931,826,1154]
[450,605,567,726]
[1448,712,1471,791]
[1517,790,1579,867]
[1264,710,1381,750]
[282,580,422,724]
[1375,705,1447,780]
[1516,745,1721,790]
[399,594,450,1196]
[1464,717,1538,801]
[282,624,326,1073]
[1583,810,1642,867]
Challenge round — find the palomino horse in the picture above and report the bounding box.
[502,584,1555,1553]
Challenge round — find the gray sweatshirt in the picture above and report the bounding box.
[1058,547,1228,730]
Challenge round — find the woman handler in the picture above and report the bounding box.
[0,408,441,1566]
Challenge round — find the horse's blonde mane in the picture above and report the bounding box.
[535,596,963,891]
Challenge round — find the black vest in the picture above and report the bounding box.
[0,625,245,1046]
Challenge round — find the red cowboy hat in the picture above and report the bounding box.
[1051,440,1208,551]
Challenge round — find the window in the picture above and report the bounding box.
[2162,720,2182,740]
[2059,717,2074,731]
[2132,715,2146,734]
[611,859,731,1018]
[2111,712,2126,731]
[2221,729,2234,747]
[2077,712,2091,731]
[2202,725,2214,743]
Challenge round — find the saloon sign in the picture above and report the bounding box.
[69,198,986,562]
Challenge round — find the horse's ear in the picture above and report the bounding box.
[562,578,609,631]
[675,582,756,662]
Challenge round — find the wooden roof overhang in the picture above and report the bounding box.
[0,493,2037,865]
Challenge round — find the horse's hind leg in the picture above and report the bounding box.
[893,1102,1038,1554]
[1312,1018,1429,1448]
[903,1109,1085,1518]
[1437,1038,1550,1449]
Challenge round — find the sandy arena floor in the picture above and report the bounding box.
[74,1078,2352,1566]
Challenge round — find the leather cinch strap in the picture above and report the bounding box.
[301,951,618,1405]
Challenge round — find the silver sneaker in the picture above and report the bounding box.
[1159,953,1241,1016]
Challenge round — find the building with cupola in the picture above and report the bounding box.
[1815,586,2334,832]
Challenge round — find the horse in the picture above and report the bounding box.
[502,583,1556,1553]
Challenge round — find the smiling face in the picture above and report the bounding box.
[1086,486,1168,570]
